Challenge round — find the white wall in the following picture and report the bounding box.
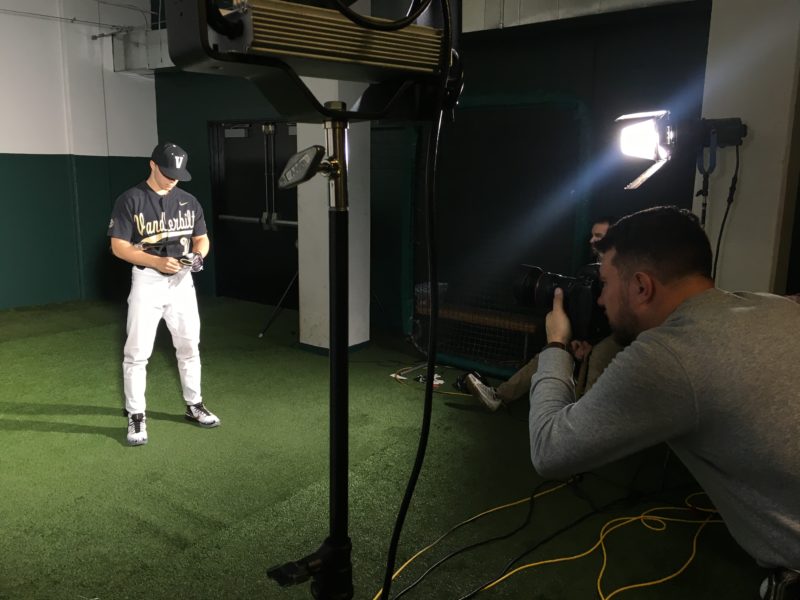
[0,1,69,154]
[694,0,800,292]
[0,0,157,157]
[463,0,683,31]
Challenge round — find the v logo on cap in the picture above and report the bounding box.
[151,142,192,182]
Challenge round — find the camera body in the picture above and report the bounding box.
[513,263,610,343]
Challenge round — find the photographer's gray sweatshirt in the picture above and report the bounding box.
[529,288,800,569]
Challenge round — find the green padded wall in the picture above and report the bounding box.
[0,153,142,310]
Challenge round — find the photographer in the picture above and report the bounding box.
[466,216,620,411]
[529,206,800,598]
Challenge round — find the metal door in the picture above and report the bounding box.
[210,122,299,309]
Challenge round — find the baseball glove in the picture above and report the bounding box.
[180,252,204,273]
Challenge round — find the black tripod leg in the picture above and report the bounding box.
[258,270,299,338]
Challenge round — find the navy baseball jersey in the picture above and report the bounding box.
[108,182,207,257]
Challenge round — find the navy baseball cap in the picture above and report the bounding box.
[151,142,192,181]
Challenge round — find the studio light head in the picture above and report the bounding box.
[617,110,674,161]
[165,0,452,122]
[616,110,675,189]
[615,109,747,190]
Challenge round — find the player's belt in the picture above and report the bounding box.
[135,265,176,277]
[136,245,181,276]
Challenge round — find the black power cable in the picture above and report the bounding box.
[712,144,741,281]
[455,509,604,599]
[391,481,558,600]
[330,0,433,31]
[376,3,454,599]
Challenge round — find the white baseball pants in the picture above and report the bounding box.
[123,266,202,415]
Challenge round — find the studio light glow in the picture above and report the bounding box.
[620,119,667,160]
[615,110,675,189]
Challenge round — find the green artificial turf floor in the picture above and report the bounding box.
[0,298,765,599]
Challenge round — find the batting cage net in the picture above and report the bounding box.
[411,277,545,379]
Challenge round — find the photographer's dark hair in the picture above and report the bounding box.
[593,215,617,226]
[594,206,712,282]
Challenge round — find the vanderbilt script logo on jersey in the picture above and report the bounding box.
[134,209,195,237]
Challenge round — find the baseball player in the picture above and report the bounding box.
[108,142,220,446]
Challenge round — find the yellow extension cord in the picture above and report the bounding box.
[384,363,721,597]
[373,487,721,600]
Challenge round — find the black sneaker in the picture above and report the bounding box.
[184,403,220,428]
[127,413,148,446]
[760,569,800,600]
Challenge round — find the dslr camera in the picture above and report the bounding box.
[513,263,609,342]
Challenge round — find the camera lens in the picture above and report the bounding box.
[511,262,608,342]
[512,265,577,316]
[535,273,576,316]
[512,265,543,308]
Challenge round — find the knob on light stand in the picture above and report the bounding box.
[266,101,354,600]
[693,117,747,227]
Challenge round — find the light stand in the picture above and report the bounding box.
[692,118,747,227]
[266,101,354,600]
[257,270,298,338]
[163,4,460,598]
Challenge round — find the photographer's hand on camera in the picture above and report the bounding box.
[546,288,573,347]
